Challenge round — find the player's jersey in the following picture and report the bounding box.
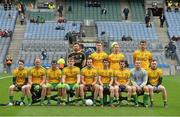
[63,66,80,84]
[81,67,97,85]
[47,67,62,83]
[90,51,108,69]
[29,66,46,84]
[133,50,152,70]
[98,69,113,84]
[108,53,125,70]
[114,68,130,85]
[13,68,29,85]
[68,52,86,69]
[147,68,163,86]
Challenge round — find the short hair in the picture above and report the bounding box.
[96,41,102,45]
[103,58,109,62]
[51,60,57,64]
[73,42,80,46]
[151,59,157,62]
[68,56,75,61]
[140,40,147,44]
[87,57,93,62]
[18,59,24,64]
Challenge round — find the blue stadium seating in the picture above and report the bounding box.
[24,21,81,40]
[165,11,180,38]
[96,21,158,41]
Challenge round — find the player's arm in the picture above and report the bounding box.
[114,77,120,86]
[28,75,33,86]
[92,76,97,85]
[76,74,80,84]
[82,53,86,68]
[156,77,163,86]
[23,76,28,85]
[133,52,136,64]
[81,75,86,85]
[40,74,46,86]
[98,76,103,86]
[125,78,130,86]
[61,75,66,83]
[109,76,114,86]
[140,70,148,87]
[12,77,17,86]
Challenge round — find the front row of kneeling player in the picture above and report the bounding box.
[7,57,167,107]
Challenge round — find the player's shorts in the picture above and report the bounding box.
[31,84,44,92]
[148,84,161,93]
[46,83,59,90]
[14,84,23,91]
[119,85,126,92]
[65,83,80,91]
[103,84,110,94]
[84,84,93,91]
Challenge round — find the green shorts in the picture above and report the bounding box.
[66,83,80,90]
[103,84,110,89]
[46,83,59,90]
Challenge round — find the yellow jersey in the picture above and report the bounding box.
[12,68,29,85]
[29,66,46,84]
[90,51,108,69]
[81,67,97,85]
[133,50,152,70]
[63,66,80,84]
[147,68,163,86]
[47,67,62,83]
[108,53,125,70]
[98,69,113,84]
[114,68,130,85]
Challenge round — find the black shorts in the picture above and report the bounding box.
[84,85,93,91]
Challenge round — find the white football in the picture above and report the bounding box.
[85,99,93,106]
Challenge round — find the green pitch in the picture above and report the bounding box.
[0,73,180,116]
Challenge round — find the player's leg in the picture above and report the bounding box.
[143,86,149,107]
[93,84,99,106]
[61,84,67,105]
[131,86,138,106]
[8,84,16,105]
[25,84,32,105]
[158,85,168,107]
[125,85,132,104]
[73,83,80,99]
[79,84,85,103]
[19,85,26,105]
[148,85,154,107]
[114,85,119,103]
[99,85,104,106]
[46,83,52,105]
[109,86,114,106]
[40,84,47,105]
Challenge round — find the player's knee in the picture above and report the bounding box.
[99,86,103,91]
[143,86,149,92]
[9,85,15,90]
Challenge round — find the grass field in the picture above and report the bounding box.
[0,73,180,116]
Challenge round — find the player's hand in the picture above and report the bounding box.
[137,86,142,92]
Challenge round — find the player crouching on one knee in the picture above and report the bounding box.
[80,58,99,106]
[98,58,114,107]
[114,60,132,105]
[46,60,63,105]
[130,60,149,107]
[147,59,168,108]
[28,57,47,106]
[8,59,31,106]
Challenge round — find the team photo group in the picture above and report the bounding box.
[7,40,168,108]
